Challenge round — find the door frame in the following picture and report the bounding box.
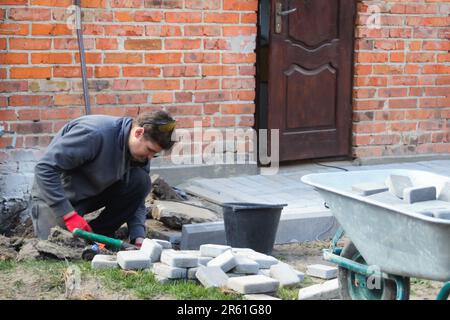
[255,0,357,164]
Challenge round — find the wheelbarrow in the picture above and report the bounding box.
[301,169,450,300]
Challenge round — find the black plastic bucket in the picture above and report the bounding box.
[220,202,287,254]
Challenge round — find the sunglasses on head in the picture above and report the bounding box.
[140,120,177,133]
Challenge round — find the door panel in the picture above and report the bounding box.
[267,0,355,161]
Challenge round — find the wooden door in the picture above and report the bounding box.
[267,0,355,161]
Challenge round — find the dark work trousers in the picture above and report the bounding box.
[30,167,150,240]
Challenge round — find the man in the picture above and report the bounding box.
[29,110,176,248]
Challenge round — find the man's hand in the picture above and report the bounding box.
[63,211,92,233]
[133,237,145,249]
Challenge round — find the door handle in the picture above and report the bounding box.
[275,2,298,34]
[278,8,297,16]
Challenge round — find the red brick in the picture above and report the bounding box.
[222,53,256,64]
[96,38,118,50]
[74,53,102,64]
[123,66,161,77]
[0,110,17,121]
[204,39,231,50]
[9,95,52,107]
[152,92,173,104]
[184,52,220,64]
[184,79,220,90]
[222,78,255,89]
[95,66,120,78]
[163,66,199,77]
[114,11,133,22]
[110,0,141,8]
[10,38,51,50]
[0,24,28,35]
[80,0,106,7]
[32,23,72,36]
[223,26,257,36]
[53,66,93,78]
[388,99,418,109]
[205,13,239,23]
[195,91,232,103]
[204,104,220,114]
[104,53,142,64]
[54,38,95,50]
[31,53,72,64]
[104,25,144,36]
[175,92,193,103]
[40,107,84,120]
[221,104,255,114]
[145,53,181,64]
[0,0,28,4]
[184,25,221,37]
[160,25,182,37]
[185,0,219,10]
[167,105,202,116]
[165,12,202,23]
[11,122,53,134]
[0,81,28,93]
[95,94,116,105]
[143,79,180,90]
[124,39,162,50]
[31,0,72,6]
[118,94,148,105]
[213,116,236,127]
[112,79,144,91]
[54,94,84,106]
[223,0,258,11]
[165,39,201,50]
[378,88,408,98]
[0,53,28,64]
[202,65,237,76]
[11,67,51,79]
[135,11,163,22]
[9,8,51,21]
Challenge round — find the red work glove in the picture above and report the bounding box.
[133,237,144,249]
[63,211,92,233]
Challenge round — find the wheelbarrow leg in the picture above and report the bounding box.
[436,281,450,300]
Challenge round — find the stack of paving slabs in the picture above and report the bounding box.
[351,174,450,220]
[91,241,306,298]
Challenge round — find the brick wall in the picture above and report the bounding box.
[0,0,258,169]
[1,0,449,171]
[353,0,450,158]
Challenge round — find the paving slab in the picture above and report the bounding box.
[200,244,231,257]
[91,254,118,269]
[227,275,280,294]
[196,265,229,288]
[207,250,237,272]
[140,239,163,262]
[306,264,338,279]
[160,249,198,268]
[232,255,260,274]
[152,262,187,279]
[270,263,301,287]
[117,251,151,270]
[298,279,339,300]
[403,186,436,204]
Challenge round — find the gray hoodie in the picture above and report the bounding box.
[33,115,150,239]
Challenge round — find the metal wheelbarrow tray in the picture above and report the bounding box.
[301,169,450,283]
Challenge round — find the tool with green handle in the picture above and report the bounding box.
[73,228,137,250]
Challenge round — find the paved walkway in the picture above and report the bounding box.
[179,160,450,216]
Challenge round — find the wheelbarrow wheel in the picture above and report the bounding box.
[338,242,410,300]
